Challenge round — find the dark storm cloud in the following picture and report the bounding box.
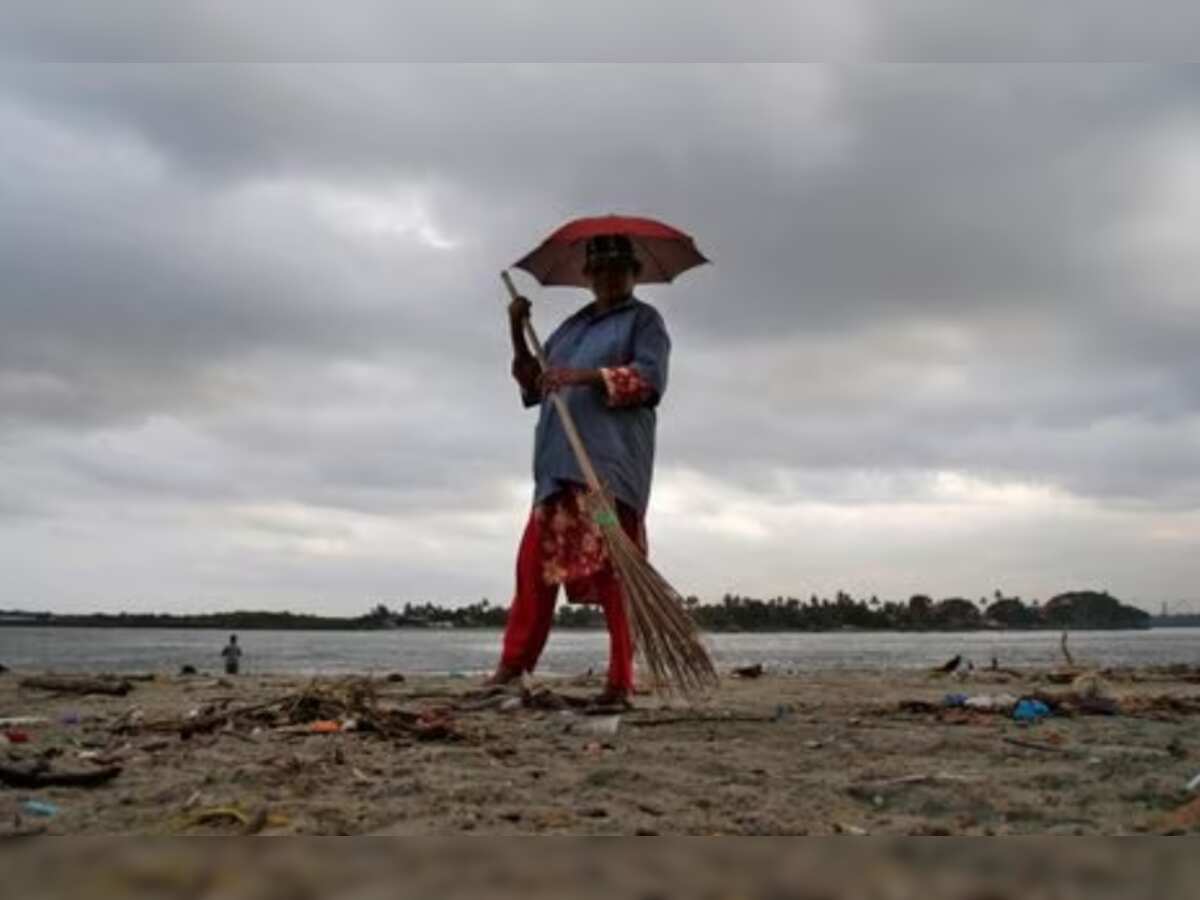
[5,2,1198,62]
[879,2,1200,61]
[4,62,1200,499]
[0,2,870,63]
[1,8,1199,609]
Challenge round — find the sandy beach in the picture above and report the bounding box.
[2,663,1199,836]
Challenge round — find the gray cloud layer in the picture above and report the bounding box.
[1,13,1199,612]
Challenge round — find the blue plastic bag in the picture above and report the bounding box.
[22,800,59,818]
[1013,698,1051,723]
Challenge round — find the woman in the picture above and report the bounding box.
[490,234,671,706]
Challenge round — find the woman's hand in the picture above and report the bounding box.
[541,367,602,394]
[507,295,532,326]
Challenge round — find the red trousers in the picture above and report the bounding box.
[499,497,645,692]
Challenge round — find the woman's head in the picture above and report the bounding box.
[583,234,641,302]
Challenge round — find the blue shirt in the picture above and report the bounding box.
[520,297,670,516]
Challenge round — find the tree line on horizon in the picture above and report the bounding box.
[0,589,1154,632]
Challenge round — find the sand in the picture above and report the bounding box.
[2,663,1198,835]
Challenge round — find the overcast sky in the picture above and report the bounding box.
[2,6,1199,614]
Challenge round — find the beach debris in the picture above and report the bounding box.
[386,673,406,683]
[732,664,765,679]
[0,664,9,675]
[1163,796,1200,831]
[1065,673,1119,715]
[965,694,1018,712]
[3,730,31,745]
[0,763,123,789]
[568,715,621,737]
[943,693,968,708]
[177,805,286,834]
[21,800,59,819]
[19,676,133,697]
[0,717,48,728]
[112,676,468,743]
[1186,773,1200,792]
[1013,699,1052,723]
[933,655,963,675]
[1043,671,1079,685]
[567,668,600,687]
[833,822,868,835]
[310,720,342,735]
[1118,694,1200,720]
[1060,631,1076,668]
[180,665,198,676]
[898,700,941,715]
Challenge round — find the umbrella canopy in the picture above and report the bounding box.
[514,215,708,288]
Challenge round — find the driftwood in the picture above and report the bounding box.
[20,676,132,697]
[0,764,123,789]
[1002,737,1078,756]
[1060,632,1076,668]
[103,673,156,683]
[131,681,471,743]
[934,655,963,675]
[732,664,765,679]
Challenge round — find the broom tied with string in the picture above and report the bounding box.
[501,271,718,697]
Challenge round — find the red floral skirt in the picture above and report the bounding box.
[532,486,646,604]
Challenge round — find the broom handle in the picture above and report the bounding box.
[501,271,606,496]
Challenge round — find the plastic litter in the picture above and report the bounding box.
[310,720,341,734]
[3,730,31,744]
[22,800,58,819]
[1187,773,1200,792]
[571,715,621,737]
[1013,698,1052,723]
[943,693,968,708]
[965,693,1018,712]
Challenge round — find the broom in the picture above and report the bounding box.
[501,271,718,697]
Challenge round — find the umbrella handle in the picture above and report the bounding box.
[500,271,605,495]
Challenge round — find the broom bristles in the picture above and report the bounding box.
[587,492,719,697]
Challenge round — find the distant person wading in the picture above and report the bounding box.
[222,635,243,676]
[489,235,671,707]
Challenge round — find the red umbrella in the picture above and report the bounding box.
[514,215,708,288]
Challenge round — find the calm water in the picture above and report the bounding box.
[0,627,1196,676]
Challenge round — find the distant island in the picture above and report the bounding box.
[0,590,1163,632]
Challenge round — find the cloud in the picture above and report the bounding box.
[1,41,1198,611]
